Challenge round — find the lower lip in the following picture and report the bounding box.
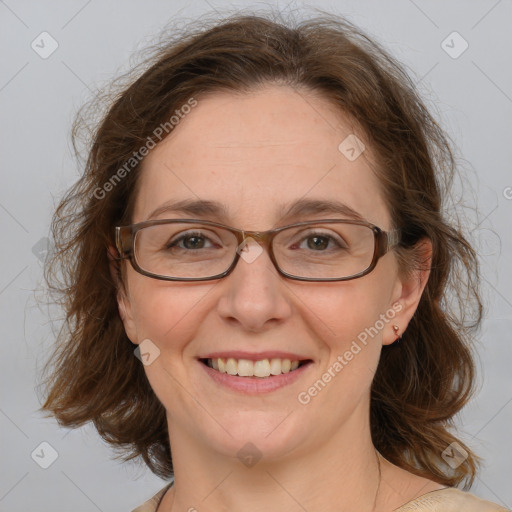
[199,360,313,394]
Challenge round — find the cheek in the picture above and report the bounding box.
[298,271,397,389]
[127,275,212,349]
[299,278,393,345]
[126,278,214,406]
[293,282,393,416]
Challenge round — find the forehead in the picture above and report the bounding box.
[133,85,390,229]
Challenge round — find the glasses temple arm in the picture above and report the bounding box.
[386,229,401,251]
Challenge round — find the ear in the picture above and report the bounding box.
[108,245,139,344]
[383,238,432,346]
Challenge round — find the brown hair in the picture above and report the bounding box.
[40,8,482,487]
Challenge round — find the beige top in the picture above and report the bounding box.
[131,484,510,512]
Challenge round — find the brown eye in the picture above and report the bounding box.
[306,235,330,251]
[167,232,210,250]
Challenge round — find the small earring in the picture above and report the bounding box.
[392,325,401,343]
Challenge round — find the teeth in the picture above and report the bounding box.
[270,358,282,375]
[237,359,254,377]
[254,359,271,377]
[207,357,303,377]
[226,357,237,376]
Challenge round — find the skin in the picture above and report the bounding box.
[117,85,442,511]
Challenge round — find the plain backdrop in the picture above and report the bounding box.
[0,1,511,511]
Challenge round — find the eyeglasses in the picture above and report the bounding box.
[115,218,400,282]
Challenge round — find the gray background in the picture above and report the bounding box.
[0,1,511,511]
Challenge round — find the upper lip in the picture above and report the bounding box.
[199,351,311,361]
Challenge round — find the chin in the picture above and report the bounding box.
[201,409,311,463]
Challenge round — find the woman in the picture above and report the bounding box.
[41,9,509,512]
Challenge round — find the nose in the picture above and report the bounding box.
[215,238,293,332]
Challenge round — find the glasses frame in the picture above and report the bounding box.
[115,218,400,282]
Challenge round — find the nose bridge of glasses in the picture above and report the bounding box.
[234,228,277,258]
[240,228,271,244]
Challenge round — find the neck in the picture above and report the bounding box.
[163,411,383,512]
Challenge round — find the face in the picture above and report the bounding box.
[117,85,423,463]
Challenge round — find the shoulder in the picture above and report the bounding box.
[131,483,173,512]
[395,488,510,511]
[130,484,509,512]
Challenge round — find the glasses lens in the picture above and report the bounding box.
[273,222,376,279]
[134,222,237,278]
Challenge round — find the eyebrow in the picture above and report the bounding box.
[146,198,364,224]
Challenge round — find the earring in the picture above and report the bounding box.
[392,325,401,344]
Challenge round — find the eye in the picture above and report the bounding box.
[165,230,220,250]
[304,235,330,251]
[292,230,349,252]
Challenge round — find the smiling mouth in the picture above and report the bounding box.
[200,357,311,378]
